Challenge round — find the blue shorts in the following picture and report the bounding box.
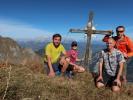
[45,62,61,76]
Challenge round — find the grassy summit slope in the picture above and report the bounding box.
[0,64,133,100]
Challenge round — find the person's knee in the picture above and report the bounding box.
[79,67,85,72]
[65,57,70,62]
[112,86,121,92]
[60,60,69,73]
[96,82,104,88]
[59,58,69,67]
[81,67,85,72]
[75,65,85,73]
[59,56,65,65]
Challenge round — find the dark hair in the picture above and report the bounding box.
[52,33,62,40]
[116,26,125,32]
[71,41,77,47]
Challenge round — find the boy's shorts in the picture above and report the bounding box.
[66,64,74,71]
[58,63,74,71]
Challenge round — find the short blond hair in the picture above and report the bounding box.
[108,37,116,44]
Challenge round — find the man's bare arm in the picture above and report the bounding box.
[97,62,103,81]
[46,55,55,77]
[116,62,124,80]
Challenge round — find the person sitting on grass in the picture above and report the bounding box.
[65,41,85,77]
[96,37,125,92]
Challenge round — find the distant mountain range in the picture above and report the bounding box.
[17,39,105,57]
[17,38,105,48]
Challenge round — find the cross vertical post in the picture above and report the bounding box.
[69,11,113,68]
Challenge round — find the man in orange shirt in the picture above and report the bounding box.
[103,26,133,83]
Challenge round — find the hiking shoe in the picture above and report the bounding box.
[55,71,61,76]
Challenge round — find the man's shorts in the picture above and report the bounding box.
[44,62,61,75]
[100,72,117,87]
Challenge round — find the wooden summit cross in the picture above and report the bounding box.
[69,11,113,67]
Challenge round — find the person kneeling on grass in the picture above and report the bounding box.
[96,37,125,92]
[65,41,85,77]
[44,33,69,77]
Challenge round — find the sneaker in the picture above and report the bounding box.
[55,71,61,76]
[65,71,74,78]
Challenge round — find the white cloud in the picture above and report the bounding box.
[0,19,52,40]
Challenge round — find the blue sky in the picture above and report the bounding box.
[0,0,133,41]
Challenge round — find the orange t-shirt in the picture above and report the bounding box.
[103,35,133,57]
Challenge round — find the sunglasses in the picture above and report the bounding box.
[117,30,124,33]
[72,44,77,47]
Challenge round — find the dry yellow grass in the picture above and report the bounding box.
[0,64,133,100]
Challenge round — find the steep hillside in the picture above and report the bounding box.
[0,36,43,72]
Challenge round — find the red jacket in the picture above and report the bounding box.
[103,35,133,57]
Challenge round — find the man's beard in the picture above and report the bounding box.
[54,43,60,48]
